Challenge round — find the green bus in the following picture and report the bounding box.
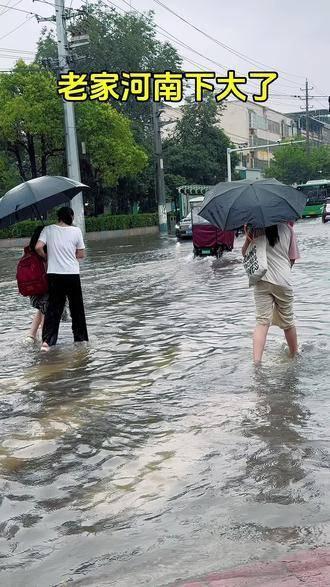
[296,180,330,218]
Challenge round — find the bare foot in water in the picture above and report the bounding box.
[40,342,50,352]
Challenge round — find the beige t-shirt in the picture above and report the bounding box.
[260,224,294,289]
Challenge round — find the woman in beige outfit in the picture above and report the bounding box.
[242,223,300,364]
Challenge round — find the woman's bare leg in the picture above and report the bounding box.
[30,310,43,339]
[253,324,270,364]
[284,326,298,357]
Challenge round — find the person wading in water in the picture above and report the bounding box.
[242,223,300,364]
[35,207,88,351]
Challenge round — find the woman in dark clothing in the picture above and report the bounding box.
[35,207,88,351]
[26,226,70,340]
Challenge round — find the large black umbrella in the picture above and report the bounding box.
[199,178,307,230]
[0,176,89,229]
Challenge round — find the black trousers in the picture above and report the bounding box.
[42,274,88,346]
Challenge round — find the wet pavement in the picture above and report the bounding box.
[0,220,330,586]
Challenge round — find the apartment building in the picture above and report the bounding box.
[285,109,330,145]
[161,100,298,174]
[219,101,297,171]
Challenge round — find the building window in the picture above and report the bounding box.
[282,123,292,137]
[249,111,255,129]
[249,111,268,131]
[267,119,281,134]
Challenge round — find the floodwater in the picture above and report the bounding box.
[0,220,330,587]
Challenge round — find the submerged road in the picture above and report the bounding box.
[0,220,330,586]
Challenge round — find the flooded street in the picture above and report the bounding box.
[1,220,330,587]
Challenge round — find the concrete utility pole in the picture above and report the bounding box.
[152,101,168,235]
[54,0,85,233]
[300,79,313,154]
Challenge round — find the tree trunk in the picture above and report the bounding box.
[94,190,105,215]
[40,135,47,176]
[81,157,105,215]
[11,144,27,181]
[94,172,105,215]
[27,134,37,178]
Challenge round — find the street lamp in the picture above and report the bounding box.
[226,139,306,182]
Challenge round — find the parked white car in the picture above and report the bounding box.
[175,214,192,239]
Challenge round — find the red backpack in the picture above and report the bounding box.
[16,246,48,297]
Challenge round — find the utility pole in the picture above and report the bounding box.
[300,79,313,154]
[54,0,85,233]
[151,101,168,235]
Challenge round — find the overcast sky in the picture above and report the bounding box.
[0,0,328,113]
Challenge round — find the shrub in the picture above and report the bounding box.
[85,213,158,231]
[0,213,158,239]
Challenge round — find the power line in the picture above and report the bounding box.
[0,0,11,15]
[152,0,305,85]
[115,0,304,95]
[0,47,35,54]
[3,0,24,15]
[0,2,40,16]
[34,0,57,6]
[34,0,76,9]
[0,54,34,59]
[310,83,329,111]
[109,0,227,71]
[0,15,34,42]
[0,0,23,16]
[104,0,262,93]
[300,79,313,152]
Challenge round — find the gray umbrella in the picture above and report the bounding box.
[0,176,89,229]
[199,178,307,230]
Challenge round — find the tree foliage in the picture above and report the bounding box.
[34,2,183,212]
[36,4,181,133]
[0,61,64,181]
[265,144,330,184]
[163,97,238,190]
[0,62,147,215]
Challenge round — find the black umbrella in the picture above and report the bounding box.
[199,178,307,230]
[0,176,89,229]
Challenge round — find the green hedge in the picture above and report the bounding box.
[85,213,158,232]
[0,213,159,240]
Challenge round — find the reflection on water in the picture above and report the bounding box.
[1,221,330,586]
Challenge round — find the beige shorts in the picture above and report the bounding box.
[254,280,295,331]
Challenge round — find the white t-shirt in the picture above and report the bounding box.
[39,225,85,274]
[260,224,293,289]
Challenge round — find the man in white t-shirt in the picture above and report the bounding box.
[36,207,88,351]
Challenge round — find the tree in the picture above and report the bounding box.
[163,96,238,190]
[0,62,148,214]
[76,101,148,213]
[35,4,182,133]
[265,144,330,184]
[0,151,20,194]
[0,61,65,181]
[310,146,330,179]
[35,3,183,212]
